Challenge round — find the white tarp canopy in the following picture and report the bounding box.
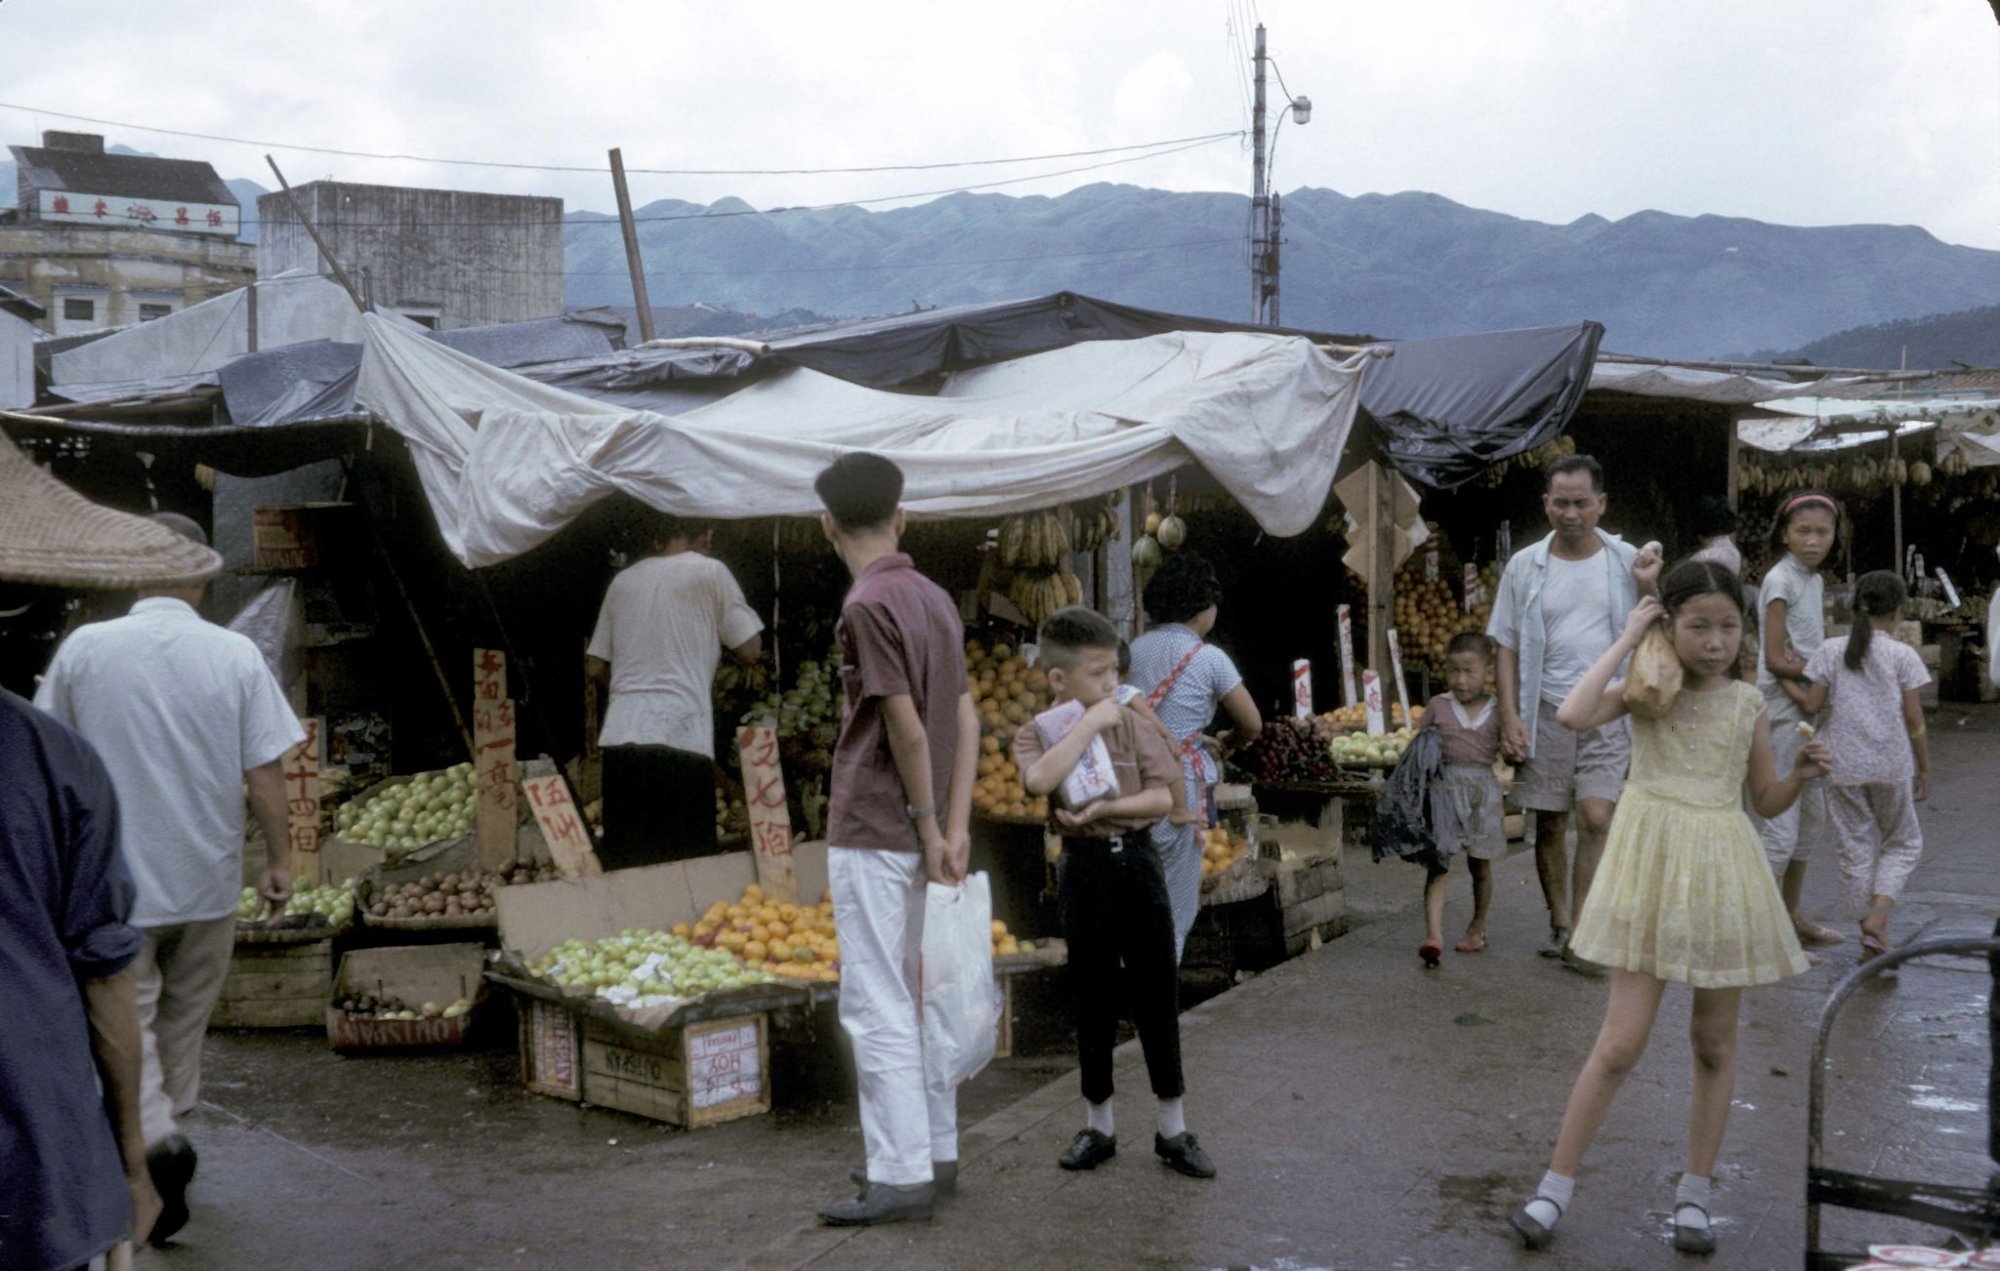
[1738,395,2000,465]
[1588,361,1840,405]
[352,313,1368,567]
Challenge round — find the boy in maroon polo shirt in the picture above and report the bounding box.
[813,453,981,1229]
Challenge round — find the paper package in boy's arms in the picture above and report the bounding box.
[1033,699,1119,810]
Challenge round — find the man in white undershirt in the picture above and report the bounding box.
[1488,455,1660,973]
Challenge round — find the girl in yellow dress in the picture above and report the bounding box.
[1509,559,1830,1257]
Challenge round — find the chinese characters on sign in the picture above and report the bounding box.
[281,718,324,878]
[687,1020,763,1110]
[473,650,518,871]
[735,722,797,902]
[36,189,240,235]
[522,775,602,878]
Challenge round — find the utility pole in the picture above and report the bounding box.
[1250,23,1268,324]
[608,148,656,344]
[1268,190,1282,327]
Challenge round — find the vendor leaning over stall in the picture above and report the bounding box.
[1125,551,1262,957]
[586,511,763,871]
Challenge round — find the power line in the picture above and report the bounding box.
[0,100,1238,178]
[217,135,1240,230]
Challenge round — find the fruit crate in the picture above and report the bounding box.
[326,943,487,1052]
[212,927,335,1029]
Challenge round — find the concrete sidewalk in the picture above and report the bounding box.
[749,713,2000,1271]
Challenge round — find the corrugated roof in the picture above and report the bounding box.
[10,145,236,207]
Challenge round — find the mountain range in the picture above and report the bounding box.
[8,137,1997,362]
[562,184,2000,360]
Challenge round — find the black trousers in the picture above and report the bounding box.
[1058,833,1185,1105]
[598,744,718,871]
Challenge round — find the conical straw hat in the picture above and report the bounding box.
[0,430,221,588]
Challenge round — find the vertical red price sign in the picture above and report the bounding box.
[1384,629,1413,730]
[281,717,323,881]
[1291,660,1313,721]
[473,649,517,870]
[1337,604,1359,707]
[521,774,602,878]
[735,722,798,903]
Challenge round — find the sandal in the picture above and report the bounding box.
[1858,932,1890,963]
[1509,1197,1562,1250]
[1671,1202,1716,1255]
[1454,932,1488,954]
[1793,919,1845,947]
[1418,938,1443,969]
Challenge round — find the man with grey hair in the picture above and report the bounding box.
[35,510,304,1246]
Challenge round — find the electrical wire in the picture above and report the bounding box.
[0,100,1238,178]
[220,134,1239,230]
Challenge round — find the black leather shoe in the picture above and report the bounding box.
[849,1160,957,1196]
[1153,1131,1216,1179]
[1671,1204,1716,1255]
[146,1134,198,1246]
[817,1181,934,1227]
[1057,1128,1117,1171]
[1536,927,1570,959]
[1509,1198,1562,1250]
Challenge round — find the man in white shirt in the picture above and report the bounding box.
[1488,456,1660,973]
[586,513,763,870]
[34,513,303,1246]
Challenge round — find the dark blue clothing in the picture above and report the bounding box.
[1,688,143,1271]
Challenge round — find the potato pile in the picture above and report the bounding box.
[969,640,1052,820]
[366,864,557,921]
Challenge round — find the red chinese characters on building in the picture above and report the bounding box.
[50,195,69,214]
[92,199,108,219]
[174,206,190,226]
[205,209,223,228]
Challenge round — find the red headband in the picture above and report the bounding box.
[1781,493,1838,517]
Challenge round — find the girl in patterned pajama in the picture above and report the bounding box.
[1799,571,1932,960]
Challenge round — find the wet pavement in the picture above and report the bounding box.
[148,709,1998,1270]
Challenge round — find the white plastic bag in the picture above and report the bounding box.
[920,872,1002,1095]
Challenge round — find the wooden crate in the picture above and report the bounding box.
[211,937,332,1028]
[580,1013,770,1129]
[518,997,583,1101]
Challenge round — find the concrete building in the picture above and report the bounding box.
[257,181,563,330]
[0,131,254,335]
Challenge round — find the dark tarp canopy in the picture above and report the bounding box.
[9,293,1604,493]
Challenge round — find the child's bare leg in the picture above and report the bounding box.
[1549,970,1668,1175]
[1456,858,1492,952]
[1685,986,1742,1178]
[1423,868,1447,948]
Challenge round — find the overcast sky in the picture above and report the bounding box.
[4,0,1997,249]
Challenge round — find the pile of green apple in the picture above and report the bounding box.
[1327,728,1416,769]
[237,878,355,927]
[335,765,479,850]
[531,929,777,1006]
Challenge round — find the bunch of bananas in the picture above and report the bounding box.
[1009,570,1085,627]
[999,511,1072,570]
[1069,496,1125,554]
[1477,434,1578,488]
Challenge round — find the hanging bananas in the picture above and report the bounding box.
[1067,497,1124,554]
[997,510,1073,570]
[1008,569,1085,627]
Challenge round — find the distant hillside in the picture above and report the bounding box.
[562,184,2000,359]
[1746,304,2000,370]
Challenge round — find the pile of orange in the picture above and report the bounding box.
[679,882,841,983]
[968,640,1052,820]
[1201,827,1250,878]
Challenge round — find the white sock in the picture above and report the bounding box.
[1525,1170,1574,1229]
[1156,1097,1186,1139]
[1675,1174,1712,1229]
[1086,1099,1114,1137]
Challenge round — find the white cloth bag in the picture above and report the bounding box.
[920,872,1002,1095]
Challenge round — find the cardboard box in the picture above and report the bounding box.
[495,841,831,964]
[519,996,584,1100]
[326,943,487,1051]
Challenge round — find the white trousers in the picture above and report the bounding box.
[1757,722,1832,871]
[135,916,236,1146]
[829,845,957,1187]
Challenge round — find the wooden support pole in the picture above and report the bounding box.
[245,278,258,352]
[264,156,367,313]
[1726,418,1741,512]
[1368,461,1395,679]
[609,148,656,344]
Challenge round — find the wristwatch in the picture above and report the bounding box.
[904,803,937,823]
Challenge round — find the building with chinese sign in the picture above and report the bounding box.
[0,131,254,336]
[257,180,563,330]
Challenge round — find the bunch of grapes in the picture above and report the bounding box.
[1232,717,1343,785]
